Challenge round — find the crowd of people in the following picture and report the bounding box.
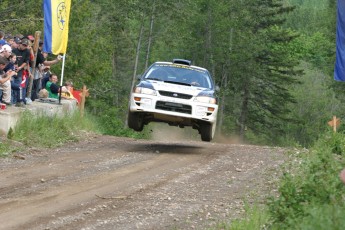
[0,30,77,107]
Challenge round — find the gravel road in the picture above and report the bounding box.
[0,134,287,230]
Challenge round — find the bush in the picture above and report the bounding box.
[267,131,345,229]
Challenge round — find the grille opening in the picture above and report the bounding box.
[155,101,192,114]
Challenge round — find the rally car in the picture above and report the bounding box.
[127,59,218,142]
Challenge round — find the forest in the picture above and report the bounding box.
[0,0,342,147]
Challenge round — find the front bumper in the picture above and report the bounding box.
[129,93,218,124]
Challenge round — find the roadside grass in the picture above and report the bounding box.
[0,107,151,157]
[215,131,345,229]
[7,110,99,149]
[213,205,270,230]
[0,141,13,158]
[0,108,150,157]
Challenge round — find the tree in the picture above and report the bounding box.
[230,0,301,143]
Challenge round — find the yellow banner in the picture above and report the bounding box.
[51,0,71,54]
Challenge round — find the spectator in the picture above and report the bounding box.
[0,56,15,105]
[41,65,51,90]
[45,73,60,99]
[31,40,61,100]
[25,35,35,43]
[4,53,16,72]
[10,37,20,50]
[0,44,12,59]
[61,80,77,102]
[5,35,14,46]
[0,40,6,47]
[5,52,25,107]
[12,38,30,104]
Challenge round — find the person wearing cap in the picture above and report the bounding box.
[0,44,12,59]
[11,37,20,50]
[41,65,51,90]
[0,56,16,105]
[5,35,14,46]
[0,44,24,106]
[25,35,35,42]
[12,38,30,105]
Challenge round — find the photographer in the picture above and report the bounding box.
[0,56,16,105]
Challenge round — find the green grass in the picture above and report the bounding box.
[213,205,270,230]
[0,141,14,157]
[8,110,99,148]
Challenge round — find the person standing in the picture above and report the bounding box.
[0,56,16,105]
[12,38,30,105]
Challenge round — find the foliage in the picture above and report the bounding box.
[267,131,345,229]
[219,132,345,229]
[285,62,344,147]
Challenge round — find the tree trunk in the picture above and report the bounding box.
[239,86,249,140]
[217,28,233,136]
[217,70,227,136]
[112,52,118,106]
[126,19,145,127]
[145,0,156,69]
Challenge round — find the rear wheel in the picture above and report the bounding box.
[200,122,215,142]
[128,111,144,131]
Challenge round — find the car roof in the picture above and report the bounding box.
[153,61,209,72]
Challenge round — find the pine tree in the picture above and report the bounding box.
[233,0,302,143]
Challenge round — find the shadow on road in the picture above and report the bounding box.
[127,143,204,155]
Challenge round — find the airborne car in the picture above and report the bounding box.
[128,59,218,141]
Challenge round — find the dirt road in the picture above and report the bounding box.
[0,134,287,230]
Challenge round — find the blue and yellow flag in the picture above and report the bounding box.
[43,0,71,55]
[334,0,345,81]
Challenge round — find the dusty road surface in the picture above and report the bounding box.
[0,134,287,230]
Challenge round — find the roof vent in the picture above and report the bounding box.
[172,59,191,66]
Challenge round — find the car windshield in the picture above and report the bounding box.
[144,64,213,89]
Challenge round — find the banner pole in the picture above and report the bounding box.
[60,54,66,86]
[58,54,66,104]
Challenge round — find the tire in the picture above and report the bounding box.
[128,111,144,131]
[200,122,216,142]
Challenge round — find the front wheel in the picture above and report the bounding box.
[127,111,144,131]
[199,122,215,142]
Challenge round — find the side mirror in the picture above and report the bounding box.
[136,74,142,80]
[215,85,220,92]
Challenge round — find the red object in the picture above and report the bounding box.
[27,35,34,41]
[72,90,81,104]
[0,104,6,110]
[21,70,28,88]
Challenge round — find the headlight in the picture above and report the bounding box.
[194,96,217,104]
[134,86,157,95]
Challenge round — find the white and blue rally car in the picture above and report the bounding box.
[128,59,218,142]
